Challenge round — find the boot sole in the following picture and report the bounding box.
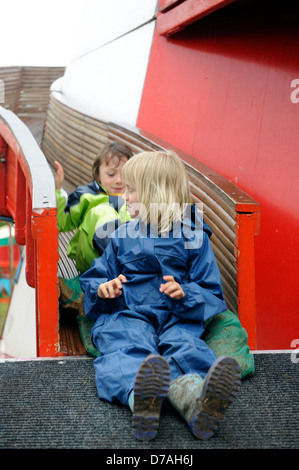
[132,354,170,441]
[189,356,241,440]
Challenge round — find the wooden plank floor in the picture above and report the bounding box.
[59,307,87,356]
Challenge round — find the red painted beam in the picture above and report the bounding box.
[159,0,185,13]
[0,137,9,217]
[235,212,258,350]
[25,185,35,288]
[32,208,59,357]
[14,161,26,245]
[157,0,237,36]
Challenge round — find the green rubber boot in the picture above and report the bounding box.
[167,356,241,440]
[204,310,255,379]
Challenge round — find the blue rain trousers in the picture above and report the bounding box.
[80,206,227,406]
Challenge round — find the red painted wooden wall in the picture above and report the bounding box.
[137,0,299,349]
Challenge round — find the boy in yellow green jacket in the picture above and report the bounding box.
[55,142,133,273]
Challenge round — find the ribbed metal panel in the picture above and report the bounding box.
[42,95,109,190]
[58,232,79,280]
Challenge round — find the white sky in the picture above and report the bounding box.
[1,0,85,66]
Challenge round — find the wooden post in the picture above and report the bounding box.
[32,208,59,357]
[235,211,260,350]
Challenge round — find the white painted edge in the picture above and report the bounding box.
[0,106,56,208]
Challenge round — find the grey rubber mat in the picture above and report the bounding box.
[0,353,298,449]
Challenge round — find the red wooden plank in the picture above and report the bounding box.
[32,207,59,357]
[235,213,258,350]
[25,186,35,288]
[5,146,17,219]
[159,0,185,13]
[14,160,26,245]
[0,136,9,217]
[157,0,237,36]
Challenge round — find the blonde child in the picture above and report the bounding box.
[79,151,241,441]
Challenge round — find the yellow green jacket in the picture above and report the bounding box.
[56,180,130,273]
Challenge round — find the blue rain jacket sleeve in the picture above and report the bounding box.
[162,230,227,322]
[79,239,122,321]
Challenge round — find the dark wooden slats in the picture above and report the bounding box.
[0,66,65,118]
[42,95,109,190]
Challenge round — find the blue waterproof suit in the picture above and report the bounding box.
[80,205,227,406]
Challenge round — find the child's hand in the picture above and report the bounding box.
[159,275,185,299]
[54,161,65,190]
[98,274,127,299]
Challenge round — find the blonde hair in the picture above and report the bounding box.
[122,151,192,234]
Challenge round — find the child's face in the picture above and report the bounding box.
[122,184,140,218]
[98,157,128,194]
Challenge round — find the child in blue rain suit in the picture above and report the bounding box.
[80,151,241,442]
